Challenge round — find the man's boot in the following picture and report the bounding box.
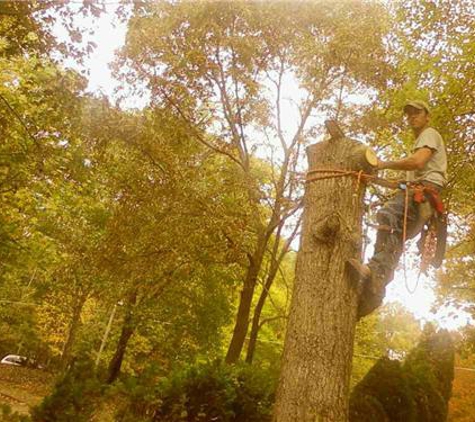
[347,258,371,281]
[357,280,385,319]
[346,258,385,319]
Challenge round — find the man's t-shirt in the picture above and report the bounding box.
[406,127,447,187]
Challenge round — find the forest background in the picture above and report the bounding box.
[2,0,475,420]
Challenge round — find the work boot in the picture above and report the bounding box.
[346,258,384,319]
[357,281,385,319]
[346,258,372,282]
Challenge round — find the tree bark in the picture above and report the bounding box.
[225,242,266,364]
[245,274,273,364]
[273,136,374,422]
[106,290,137,384]
[60,293,87,370]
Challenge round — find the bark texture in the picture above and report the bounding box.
[245,273,273,364]
[107,290,137,384]
[273,137,373,422]
[60,294,87,370]
[225,239,267,364]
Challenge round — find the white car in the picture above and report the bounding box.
[0,354,28,367]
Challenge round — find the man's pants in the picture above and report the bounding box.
[368,190,420,291]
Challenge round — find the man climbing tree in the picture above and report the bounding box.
[348,100,448,318]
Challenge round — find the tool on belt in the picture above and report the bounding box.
[410,183,447,270]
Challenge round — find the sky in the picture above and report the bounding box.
[54,4,472,331]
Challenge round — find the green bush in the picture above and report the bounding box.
[349,329,455,422]
[114,364,163,422]
[403,329,454,422]
[0,404,30,422]
[117,360,276,422]
[350,358,416,422]
[30,358,105,422]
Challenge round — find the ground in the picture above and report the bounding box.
[0,365,53,415]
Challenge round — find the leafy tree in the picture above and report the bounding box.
[116,0,393,365]
[75,104,251,382]
[352,303,422,386]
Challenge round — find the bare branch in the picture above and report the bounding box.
[212,47,248,168]
[276,58,288,153]
[258,315,288,330]
[158,87,243,169]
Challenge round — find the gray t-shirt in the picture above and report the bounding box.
[406,127,447,187]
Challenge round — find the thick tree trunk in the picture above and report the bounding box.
[273,136,374,422]
[106,290,137,384]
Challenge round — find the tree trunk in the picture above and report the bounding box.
[246,265,278,363]
[106,290,137,384]
[226,259,262,364]
[61,293,87,370]
[245,275,272,364]
[246,216,300,364]
[225,241,267,364]
[273,136,374,422]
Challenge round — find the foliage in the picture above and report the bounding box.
[350,328,455,422]
[0,405,30,422]
[350,358,413,422]
[116,360,276,422]
[30,358,104,422]
[116,0,394,364]
[2,0,475,418]
[0,0,101,367]
[352,303,422,386]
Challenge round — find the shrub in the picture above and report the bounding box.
[117,360,276,422]
[30,358,104,422]
[349,358,416,422]
[349,329,455,422]
[0,404,30,422]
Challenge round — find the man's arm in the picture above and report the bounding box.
[378,147,433,171]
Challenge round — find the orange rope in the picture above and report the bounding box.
[402,186,419,294]
[305,168,373,186]
[355,170,364,194]
[402,186,409,245]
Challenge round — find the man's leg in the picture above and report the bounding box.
[358,191,418,317]
[369,191,418,282]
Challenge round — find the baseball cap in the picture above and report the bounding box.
[404,100,430,114]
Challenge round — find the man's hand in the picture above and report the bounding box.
[377,158,386,170]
